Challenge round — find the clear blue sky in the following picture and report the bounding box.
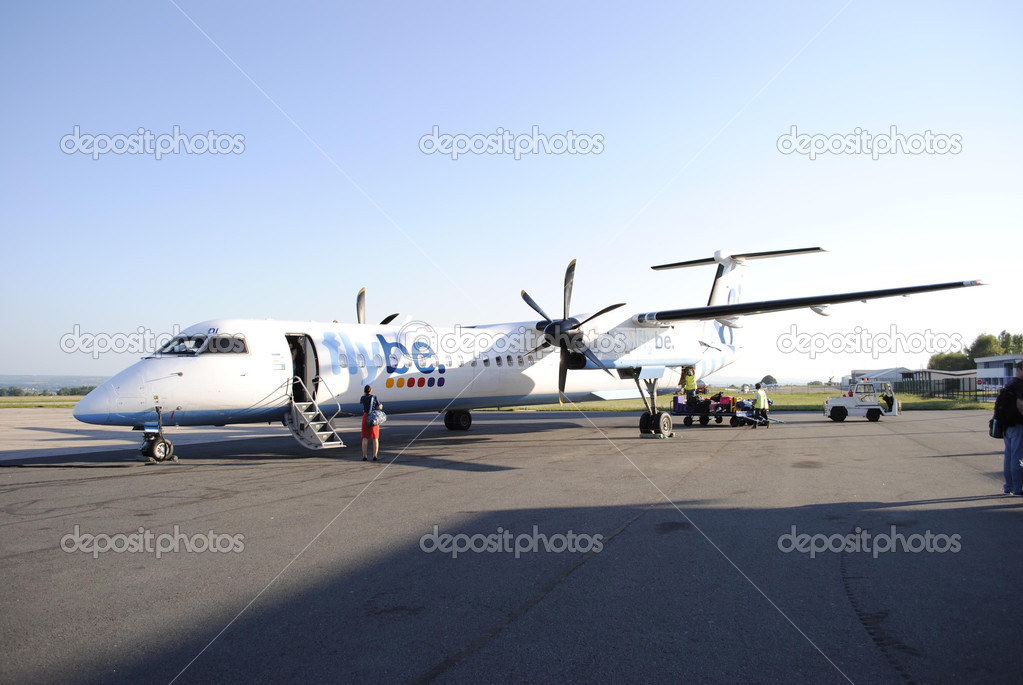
[1,1,1018,382]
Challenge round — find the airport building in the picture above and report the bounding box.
[974,354,1023,390]
[841,367,911,389]
[844,367,980,399]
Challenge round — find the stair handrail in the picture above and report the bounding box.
[290,375,346,447]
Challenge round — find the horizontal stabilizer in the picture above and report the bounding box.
[639,280,982,322]
[651,247,825,271]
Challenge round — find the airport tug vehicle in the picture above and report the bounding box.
[823,381,900,422]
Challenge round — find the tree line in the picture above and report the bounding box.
[928,330,1022,370]
[0,386,97,397]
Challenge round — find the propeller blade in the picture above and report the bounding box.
[521,290,553,322]
[379,313,399,325]
[563,259,576,321]
[558,347,569,405]
[356,288,366,325]
[525,340,551,358]
[575,302,627,328]
[582,345,616,378]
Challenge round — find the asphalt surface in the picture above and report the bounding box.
[0,409,1017,684]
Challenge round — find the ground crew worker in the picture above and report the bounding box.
[752,383,768,429]
[684,368,697,403]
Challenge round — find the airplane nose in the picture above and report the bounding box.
[73,384,114,424]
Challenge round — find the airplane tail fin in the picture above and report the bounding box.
[652,247,825,308]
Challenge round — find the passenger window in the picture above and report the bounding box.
[495,356,502,367]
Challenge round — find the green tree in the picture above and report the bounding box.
[928,352,973,370]
[761,374,777,385]
[999,330,1012,352]
[998,330,1023,355]
[968,334,1003,362]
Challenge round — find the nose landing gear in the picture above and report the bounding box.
[141,407,177,463]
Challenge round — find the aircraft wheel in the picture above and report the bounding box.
[699,415,710,426]
[655,412,672,435]
[866,408,881,422]
[683,416,693,427]
[829,406,848,422]
[144,437,173,461]
[454,410,472,431]
[444,411,454,430]
[639,412,653,433]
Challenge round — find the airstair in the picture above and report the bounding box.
[285,377,346,449]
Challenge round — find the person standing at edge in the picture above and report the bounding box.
[360,384,383,462]
[1002,362,1023,495]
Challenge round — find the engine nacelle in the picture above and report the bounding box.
[632,313,672,328]
[565,351,587,370]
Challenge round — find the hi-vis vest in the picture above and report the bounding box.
[754,389,767,409]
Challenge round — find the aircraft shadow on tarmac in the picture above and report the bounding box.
[23,494,1023,685]
[0,416,586,471]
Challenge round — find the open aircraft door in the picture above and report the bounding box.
[286,334,319,402]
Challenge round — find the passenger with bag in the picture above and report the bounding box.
[996,362,1023,495]
[360,384,384,462]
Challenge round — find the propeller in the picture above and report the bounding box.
[520,259,625,403]
[357,288,399,325]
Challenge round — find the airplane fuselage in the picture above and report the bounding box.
[73,316,739,429]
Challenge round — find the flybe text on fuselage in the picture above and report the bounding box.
[321,332,447,377]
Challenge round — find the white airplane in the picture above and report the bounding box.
[73,248,980,460]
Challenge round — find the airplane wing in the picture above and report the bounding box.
[639,280,982,323]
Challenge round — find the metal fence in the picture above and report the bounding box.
[893,379,992,401]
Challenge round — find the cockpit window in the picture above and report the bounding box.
[156,335,206,355]
[205,335,248,354]
[153,334,248,356]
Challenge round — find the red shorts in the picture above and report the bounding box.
[361,413,379,440]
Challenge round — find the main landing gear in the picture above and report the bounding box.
[141,407,177,462]
[635,377,673,437]
[444,409,472,431]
